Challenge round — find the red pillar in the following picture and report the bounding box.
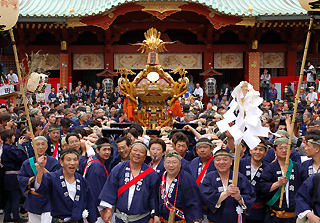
[247,52,260,91]
[287,44,297,76]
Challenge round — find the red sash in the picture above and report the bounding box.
[83,158,109,177]
[117,167,154,197]
[52,141,59,159]
[196,156,213,186]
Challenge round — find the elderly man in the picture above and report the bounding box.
[199,149,255,223]
[154,151,203,223]
[35,148,98,222]
[18,136,60,223]
[99,142,158,223]
[259,138,308,223]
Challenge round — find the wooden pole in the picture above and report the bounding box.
[9,29,38,161]
[232,144,242,186]
[279,15,314,208]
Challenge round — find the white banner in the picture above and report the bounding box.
[0,85,14,95]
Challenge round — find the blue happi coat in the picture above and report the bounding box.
[36,168,97,222]
[99,160,158,223]
[302,159,319,177]
[2,143,28,191]
[199,170,255,222]
[148,158,165,176]
[295,174,320,218]
[155,170,203,222]
[239,156,267,221]
[46,135,62,159]
[259,160,307,222]
[263,148,301,164]
[18,155,60,214]
[84,154,111,208]
[189,156,216,183]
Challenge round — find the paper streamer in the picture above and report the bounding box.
[216,81,269,149]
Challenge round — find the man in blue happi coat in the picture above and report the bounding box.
[18,136,60,222]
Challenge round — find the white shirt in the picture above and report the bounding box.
[66,181,76,201]
[7,73,19,83]
[307,92,318,101]
[307,65,315,82]
[193,87,203,98]
[250,166,258,181]
[36,93,46,102]
[260,74,271,83]
[35,178,76,201]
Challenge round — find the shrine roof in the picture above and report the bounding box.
[18,0,307,19]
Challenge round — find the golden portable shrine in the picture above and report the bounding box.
[118,28,188,129]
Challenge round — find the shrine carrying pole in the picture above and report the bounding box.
[9,29,38,160]
[279,15,314,208]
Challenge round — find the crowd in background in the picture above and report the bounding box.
[0,74,319,223]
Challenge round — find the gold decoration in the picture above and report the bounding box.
[61,41,67,51]
[119,28,188,128]
[235,17,256,27]
[252,40,258,50]
[209,11,215,17]
[250,61,257,68]
[138,2,187,14]
[132,28,176,53]
[108,12,114,18]
[66,18,87,28]
[248,5,253,11]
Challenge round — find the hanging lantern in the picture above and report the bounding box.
[27,72,49,93]
[299,0,320,11]
[102,78,114,94]
[0,0,19,31]
[205,77,217,98]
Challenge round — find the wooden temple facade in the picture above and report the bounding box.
[0,0,318,95]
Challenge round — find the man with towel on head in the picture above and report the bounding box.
[259,138,307,223]
[18,136,60,223]
[155,151,203,223]
[199,149,255,223]
[99,141,158,223]
[35,148,98,223]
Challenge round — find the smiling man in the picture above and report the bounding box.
[199,149,255,223]
[155,151,203,223]
[35,148,97,223]
[84,137,113,223]
[259,138,308,223]
[239,138,269,223]
[110,137,132,170]
[99,142,158,223]
[18,136,60,223]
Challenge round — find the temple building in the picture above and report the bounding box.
[0,0,318,99]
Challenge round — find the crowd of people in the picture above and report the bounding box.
[0,78,320,223]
